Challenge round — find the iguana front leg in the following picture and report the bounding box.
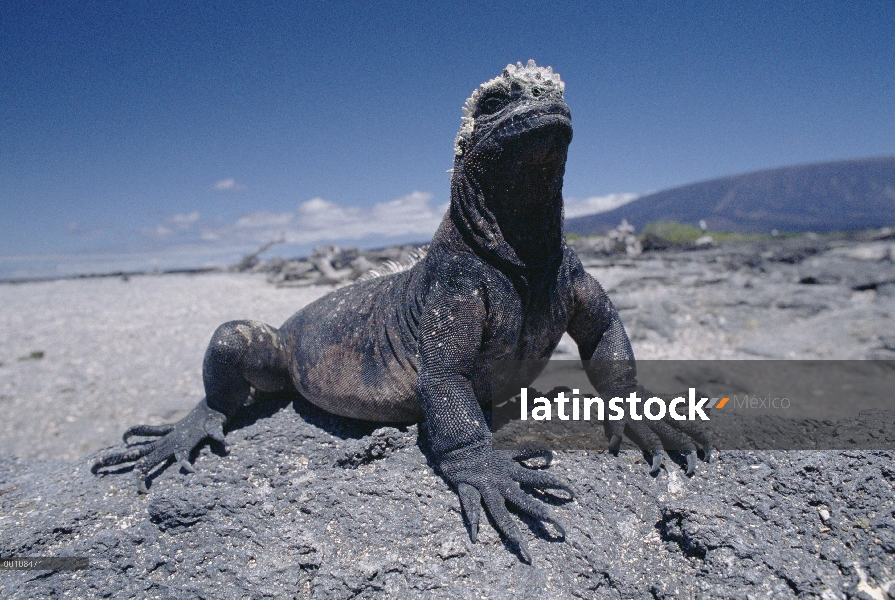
[418,273,572,563]
[92,320,289,492]
[567,266,712,474]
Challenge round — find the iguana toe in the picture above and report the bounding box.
[123,423,175,443]
[685,450,698,476]
[511,446,553,467]
[457,482,481,542]
[479,486,532,562]
[204,419,226,444]
[509,463,575,498]
[91,443,157,473]
[649,452,663,475]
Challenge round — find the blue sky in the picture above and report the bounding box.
[2,1,894,278]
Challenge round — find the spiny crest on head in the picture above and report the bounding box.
[454,59,565,157]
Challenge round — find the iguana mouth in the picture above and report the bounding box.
[469,102,572,164]
[494,107,572,167]
[498,107,571,138]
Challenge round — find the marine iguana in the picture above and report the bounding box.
[94,60,710,562]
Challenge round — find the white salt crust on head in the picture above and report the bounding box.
[454,59,565,157]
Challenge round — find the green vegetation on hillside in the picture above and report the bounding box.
[565,220,805,245]
[641,221,792,243]
[640,221,703,243]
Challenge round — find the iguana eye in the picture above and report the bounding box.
[478,95,506,115]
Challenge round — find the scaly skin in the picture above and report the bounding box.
[94,60,710,562]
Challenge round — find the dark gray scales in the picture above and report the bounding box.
[93,60,710,562]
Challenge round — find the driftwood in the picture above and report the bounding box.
[253,244,429,287]
[231,236,286,272]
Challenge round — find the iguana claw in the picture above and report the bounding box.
[205,419,226,444]
[175,452,196,473]
[92,398,226,492]
[517,541,532,564]
[649,453,663,475]
[608,434,622,451]
[137,472,148,494]
[685,450,698,476]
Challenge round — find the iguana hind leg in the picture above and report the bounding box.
[93,320,290,492]
[202,319,290,414]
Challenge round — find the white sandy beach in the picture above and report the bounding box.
[0,273,329,460]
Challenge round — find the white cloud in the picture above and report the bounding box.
[297,191,448,241]
[138,190,631,255]
[167,212,200,229]
[64,221,104,238]
[142,224,173,239]
[212,178,245,191]
[141,212,202,240]
[370,192,449,236]
[198,191,448,247]
[233,211,295,229]
[564,193,638,219]
[296,197,353,231]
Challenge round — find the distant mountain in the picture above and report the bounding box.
[565,156,895,235]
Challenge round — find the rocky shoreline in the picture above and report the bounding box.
[1,230,894,598]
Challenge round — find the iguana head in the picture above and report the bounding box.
[449,60,573,273]
[454,59,568,158]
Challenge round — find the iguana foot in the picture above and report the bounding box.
[439,442,573,563]
[92,398,226,492]
[607,389,713,476]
